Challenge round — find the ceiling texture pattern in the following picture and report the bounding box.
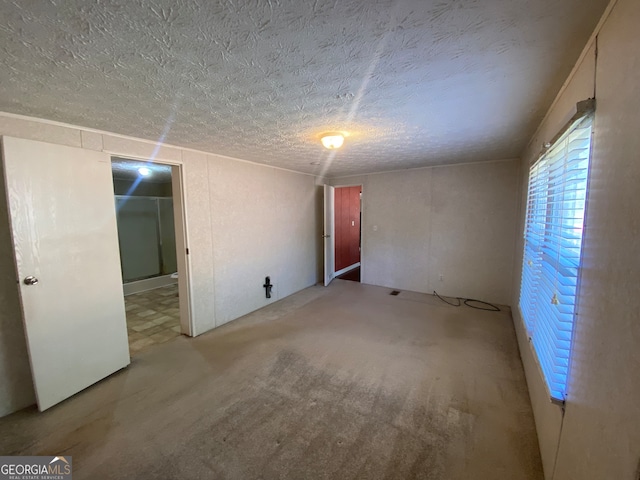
[0,0,608,177]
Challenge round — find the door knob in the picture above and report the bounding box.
[23,276,38,286]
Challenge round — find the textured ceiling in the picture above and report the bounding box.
[0,0,608,177]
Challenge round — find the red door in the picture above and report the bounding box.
[334,186,361,272]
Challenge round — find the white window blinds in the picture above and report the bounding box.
[519,110,593,402]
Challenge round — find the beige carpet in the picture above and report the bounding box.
[0,281,543,479]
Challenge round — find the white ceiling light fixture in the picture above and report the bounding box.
[321,133,345,150]
[138,166,151,176]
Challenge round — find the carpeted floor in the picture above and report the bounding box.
[0,281,543,480]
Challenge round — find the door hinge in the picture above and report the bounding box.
[186,248,189,255]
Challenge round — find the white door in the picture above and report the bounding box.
[2,136,130,411]
[323,185,335,286]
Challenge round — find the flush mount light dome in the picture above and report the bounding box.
[138,167,151,176]
[321,133,345,150]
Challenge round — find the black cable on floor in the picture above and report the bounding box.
[463,298,501,312]
[433,291,500,312]
[433,290,461,307]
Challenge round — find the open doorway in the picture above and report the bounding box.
[334,185,362,283]
[111,157,190,355]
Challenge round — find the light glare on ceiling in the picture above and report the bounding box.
[138,167,151,176]
[321,134,344,150]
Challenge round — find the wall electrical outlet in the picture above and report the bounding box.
[439,273,444,282]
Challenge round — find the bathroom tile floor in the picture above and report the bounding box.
[124,284,181,355]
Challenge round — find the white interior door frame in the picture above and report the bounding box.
[106,153,194,337]
[328,183,364,282]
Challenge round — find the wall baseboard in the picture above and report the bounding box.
[123,274,178,296]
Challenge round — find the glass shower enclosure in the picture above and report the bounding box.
[115,196,177,283]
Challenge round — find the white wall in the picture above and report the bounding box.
[0,114,318,417]
[511,0,640,478]
[208,156,317,325]
[331,159,520,306]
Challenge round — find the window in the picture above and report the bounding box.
[519,107,594,402]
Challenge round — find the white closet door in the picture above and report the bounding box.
[2,136,129,411]
[323,185,335,286]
